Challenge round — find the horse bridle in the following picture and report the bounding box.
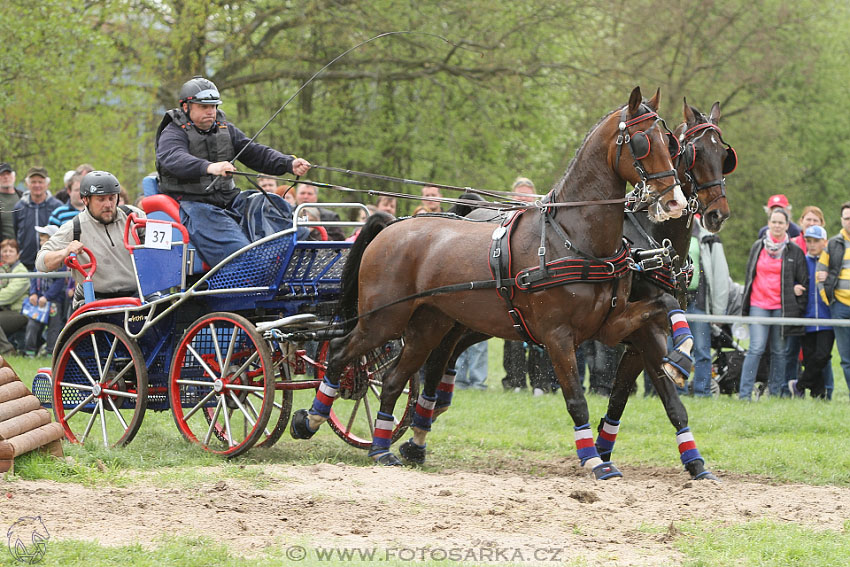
[676,121,737,215]
[614,105,681,208]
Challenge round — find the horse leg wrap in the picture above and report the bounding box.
[368,412,400,465]
[676,427,718,480]
[433,370,456,421]
[595,415,621,462]
[412,393,437,432]
[663,310,694,386]
[309,377,339,419]
[575,423,603,468]
[399,439,427,465]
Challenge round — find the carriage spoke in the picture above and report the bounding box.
[103,360,136,388]
[230,352,259,381]
[186,344,221,381]
[226,383,266,392]
[244,397,270,436]
[221,326,238,380]
[99,400,109,447]
[70,350,99,387]
[343,398,362,435]
[90,333,104,379]
[101,336,120,382]
[183,389,217,421]
[203,396,224,446]
[59,381,94,393]
[64,393,96,420]
[222,397,234,447]
[80,400,100,444]
[251,391,283,411]
[228,391,257,428]
[100,388,137,400]
[362,396,375,437]
[208,322,225,372]
[105,396,129,430]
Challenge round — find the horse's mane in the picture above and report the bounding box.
[550,100,655,196]
[550,104,624,196]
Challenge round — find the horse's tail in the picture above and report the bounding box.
[447,192,486,217]
[339,211,396,331]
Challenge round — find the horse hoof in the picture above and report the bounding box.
[592,462,623,480]
[693,470,720,481]
[370,451,403,466]
[399,439,426,465]
[289,409,317,440]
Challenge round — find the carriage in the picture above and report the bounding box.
[31,196,417,458]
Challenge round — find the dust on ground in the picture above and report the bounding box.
[2,459,848,566]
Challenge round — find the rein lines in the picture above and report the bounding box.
[230,169,627,212]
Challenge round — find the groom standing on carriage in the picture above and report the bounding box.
[155,76,311,267]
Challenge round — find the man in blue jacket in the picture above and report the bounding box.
[155,77,310,266]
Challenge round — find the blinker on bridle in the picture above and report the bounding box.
[614,106,681,209]
[676,121,737,215]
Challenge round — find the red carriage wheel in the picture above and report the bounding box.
[52,322,148,448]
[169,312,274,457]
[318,340,418,449]
[253,355,293,448]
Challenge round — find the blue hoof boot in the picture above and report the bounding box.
[693,470,719,481]
[399,439,426,465]
[289,409,317,440]
[592,462,623,480]
[370,451,403,466]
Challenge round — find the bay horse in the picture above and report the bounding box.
[291,87,687,479]
[594,100,734,480]
[404,100,734,480]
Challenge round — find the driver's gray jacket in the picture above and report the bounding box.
[35,206,145,303]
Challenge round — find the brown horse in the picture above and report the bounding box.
[292,87,686,479]
[594,100,734,480]
[392,100,734,479]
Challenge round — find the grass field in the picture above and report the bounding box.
[1,342,848,566]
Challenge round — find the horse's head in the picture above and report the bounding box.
[613,87,687,223]
[674,99,735,233]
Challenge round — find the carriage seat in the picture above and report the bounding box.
[140,194,207,274]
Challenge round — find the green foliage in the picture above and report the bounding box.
[1,0,849,265]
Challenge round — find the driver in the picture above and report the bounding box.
[35,170,144,307]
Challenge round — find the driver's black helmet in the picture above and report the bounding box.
[178,76,222,105]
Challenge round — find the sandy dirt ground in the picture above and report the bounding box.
[2,459,848,566]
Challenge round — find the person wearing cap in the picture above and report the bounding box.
[154,76,310,267]
[23,224,67,356]
[788,224,833,398]
[757,194,801,239]
[0,163,21,241]
[12,167,62,270]
[784,205,832,395]
[36,171,144,307]
[48,173,85,227]
[817,201,850,401]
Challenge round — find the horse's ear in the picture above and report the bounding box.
[628,86,643,115]
[646,88,661,111]
[709,101,722,124]
[683,97,697,124]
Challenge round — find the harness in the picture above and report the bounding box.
[488,206,632,346]
[676,122,737,215]
[624,211,693,294]
[72,205,132,242]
